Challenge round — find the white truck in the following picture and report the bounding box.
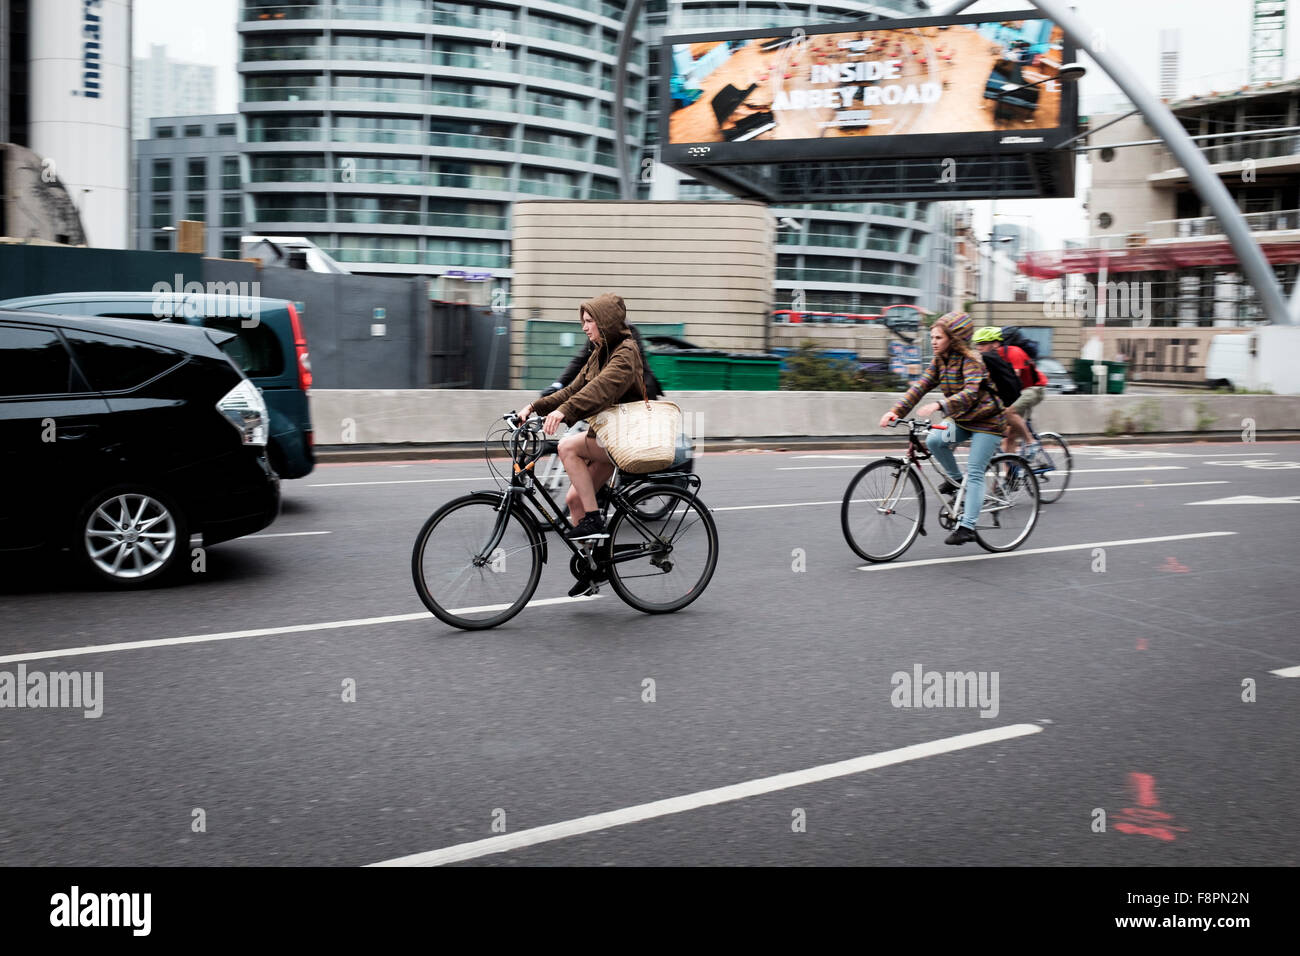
[1205,326,1300,393]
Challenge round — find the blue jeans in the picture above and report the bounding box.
[926,425,1001,529]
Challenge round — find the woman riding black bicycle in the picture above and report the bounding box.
[519,293,680,544]
[878,311,1007,546]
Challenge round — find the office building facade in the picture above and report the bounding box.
[135,113,243,259]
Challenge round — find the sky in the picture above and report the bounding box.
[134,0,1299,249]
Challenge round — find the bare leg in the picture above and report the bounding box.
[559,432,614,523]
[1003,410,1032,451]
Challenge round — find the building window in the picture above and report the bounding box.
[156,126,175,138]
[153,234,172,251]
[187,195,206,222]
[187,158,206,191]
[222,196,241,227]
[217,122,237,136]
[151,197,171,229]
[222,157,240,189]
[151,160,172,192]
[222,234,243,260]
[184,124,204,137]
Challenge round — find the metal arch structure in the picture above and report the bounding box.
[615,0,648,200]
[938,0,1294,324]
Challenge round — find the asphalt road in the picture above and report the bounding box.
[2,439,1297,867]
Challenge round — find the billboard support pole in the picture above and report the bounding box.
[1023,0,1293,325]
[615,0,648,201]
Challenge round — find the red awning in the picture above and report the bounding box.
[1019,239,1300,279]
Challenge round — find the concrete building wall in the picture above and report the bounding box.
[508,200,774,387]
[1086,112,1178,239]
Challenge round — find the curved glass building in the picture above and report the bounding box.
[239,0,646,297]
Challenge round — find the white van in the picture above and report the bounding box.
[1205,333,1257,390]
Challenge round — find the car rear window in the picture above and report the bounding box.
[63,329,187,393]
[203,317,284,378]
[0,326,82,396]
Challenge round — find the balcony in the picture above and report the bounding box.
[516,179,582,198]
[1151,132,1300,176]
[330,44,428,65]
[246,125,325,142]
[324,247,511,267]
[521,139,589,163]
[335,208,423,225]
[776,267,919,287]
[1146,207,1300,241]
[253,205,331,222]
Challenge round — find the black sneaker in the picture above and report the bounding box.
[945,526,977,546]
[938,479,960,497]
[567,578,596,598]
[567,513,607,541]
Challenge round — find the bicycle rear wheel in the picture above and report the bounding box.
[974,454,1040,553]
[1033,431,1073,504]
[841,459,925,562]
[411,493,543,630]
[605,485,718,614]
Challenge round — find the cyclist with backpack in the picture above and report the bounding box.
[878,311,1006,546]
[972,326,1048,462]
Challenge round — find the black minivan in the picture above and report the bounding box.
[0,291,315,478]
[0,312,281,587]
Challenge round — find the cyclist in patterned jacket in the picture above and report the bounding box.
[879,311,1007,546]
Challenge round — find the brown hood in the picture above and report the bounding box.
[579,293,630,350]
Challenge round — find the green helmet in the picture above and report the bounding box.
[972,326,1003,345]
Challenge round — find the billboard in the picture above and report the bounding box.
[662,12,1077,173]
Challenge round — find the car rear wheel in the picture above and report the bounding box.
[75,486,188,587]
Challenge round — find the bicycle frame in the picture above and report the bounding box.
[879,421,1021,525]
[477,417,702,577]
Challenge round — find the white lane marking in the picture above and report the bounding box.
[1270,665,1300,678]
[0,595,601,665]
[714,499,844,512]
[308,477,484,487]
[246,531,333,539]
[368,723,1044,867]
[1063,480,1228,492]
[856,532,1236,572]
[718,481,1229,514]
[1055,466,1185,474]
[778,465,1188,474]
[1071,449,1276,459]
[1187,495,1300,506]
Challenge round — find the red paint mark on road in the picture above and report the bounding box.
[1159,556,1190,573]
[1136,637,1148,651]
[1113,772,1188,842]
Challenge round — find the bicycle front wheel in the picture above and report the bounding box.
[411,493,543,630]
[1033,432,1073,504]
[974,454,1040,553]
[605,485,718,614]
[841,459,924,562]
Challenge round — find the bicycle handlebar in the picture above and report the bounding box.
[889,417,947,431]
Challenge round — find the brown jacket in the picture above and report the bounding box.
[532,293,647,426]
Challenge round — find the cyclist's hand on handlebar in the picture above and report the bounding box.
[879,411,898,429]
[517,404,534,422]
[542,410,566,436]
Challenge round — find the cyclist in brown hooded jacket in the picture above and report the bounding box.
[519,292,650,542]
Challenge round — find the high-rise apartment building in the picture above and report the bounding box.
[238,0,645,304]
[133,44,217,140]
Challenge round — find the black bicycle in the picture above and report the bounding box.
[411,412,718,630]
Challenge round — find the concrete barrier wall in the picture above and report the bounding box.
[310,390,1296,445]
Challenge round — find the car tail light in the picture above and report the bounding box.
[288,301,312,391]
[217,380,269,446]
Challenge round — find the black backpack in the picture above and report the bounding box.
[1000,326,1040,360]
[982,349,1022,406]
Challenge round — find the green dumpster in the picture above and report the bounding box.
[1071,359,1127,394]
[726,355,781,390]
